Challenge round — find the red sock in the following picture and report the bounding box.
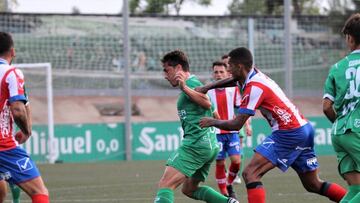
[215,164,227,195]
[227,162,240,185]
[247,182,265,203]
[31,194,49,203]
[323,183,347,202]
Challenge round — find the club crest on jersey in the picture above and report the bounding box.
[273,106,292,125]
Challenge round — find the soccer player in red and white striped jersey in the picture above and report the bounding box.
[0,32,49,203]
[199,47,346,203]
[208,61,251,199]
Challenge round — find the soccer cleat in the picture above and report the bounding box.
[227,197,239,203]
[227,185,237,199]
[233,175,242,184]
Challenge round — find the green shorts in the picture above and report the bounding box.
[332,131,360,178]
[166,136,219,182]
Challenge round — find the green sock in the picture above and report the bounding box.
[154,188,173,203]
[340,185,360,203]
[192,185,229,203]
[9,183,21,203]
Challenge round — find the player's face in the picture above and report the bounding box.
[212,65,229,81]
[163,62,179,87]
[228,60,246,81]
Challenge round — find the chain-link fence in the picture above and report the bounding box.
[0,13,347,96]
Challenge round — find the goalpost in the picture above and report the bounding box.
[13,63,56,164]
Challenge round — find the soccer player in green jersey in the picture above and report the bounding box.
[154,50,238,203]
[323,13,360,203]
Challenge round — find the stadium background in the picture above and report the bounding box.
[1,0,358,202]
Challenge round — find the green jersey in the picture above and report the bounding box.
[177,75,216,142]
[324,50,360,135]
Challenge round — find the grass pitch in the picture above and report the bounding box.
[6,156,345,203]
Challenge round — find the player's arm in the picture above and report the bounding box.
[7,69,31,143]
[323,98,336,123]
[181,84,212,109]
[200,114,251,131]
[11,101,31,136]
[195,77,237,94]
[323,67,336,123]
[176,72,211,109]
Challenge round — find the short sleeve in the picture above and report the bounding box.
[238,84,264,116]
[6,69,28,104]
[323,66,336,101]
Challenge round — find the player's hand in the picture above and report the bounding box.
[199,117,216,128]
[195,86,209,94]
[175,72,186,90]
[15,131,29,144]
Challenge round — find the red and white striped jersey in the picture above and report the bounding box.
[208,86,241,134]
[0,58,28,151]
[239,68,307,131]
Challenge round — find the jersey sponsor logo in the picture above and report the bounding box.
[16,157,33,172]
[273,106,292,125]
[0,171,11,180]
[0,102,11,138]
[306,157,318,167]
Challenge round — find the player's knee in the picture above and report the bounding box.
[26,186,49,196]
[242,166,259,183]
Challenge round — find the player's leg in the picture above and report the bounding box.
[341,172,360,203]
[242,152,275,203]
[215,159,228,196]
[332,132,360,203]
[0,180,7,203]
[182,178,238,203]
[17,177,48,203]
[225,133,241,199]
[9,183,21,203]
[0,147,49,203]
[296,169,346,202]
[215,135,228,196]
[182,148,238,203]
[233,135,245,185]
[293,124,346,202]
[155,166,186,203]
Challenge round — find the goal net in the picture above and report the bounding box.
[13,63,56,163]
